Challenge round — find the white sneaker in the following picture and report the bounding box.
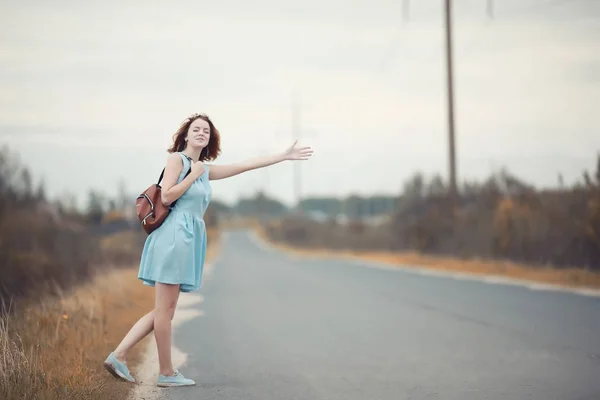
[157,370,196,387]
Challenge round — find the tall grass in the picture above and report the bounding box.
[0,266,155,400]
[0,227,221,400]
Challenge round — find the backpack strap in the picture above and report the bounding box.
[157,153,193,185]
[155,153,194,209]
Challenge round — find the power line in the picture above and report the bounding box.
[368,0,592,205]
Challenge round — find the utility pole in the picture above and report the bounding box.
[444,0,457,202]
[291,92,302,214]
[487,0,494,20]
[402,0,410,25]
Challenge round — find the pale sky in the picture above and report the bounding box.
[1,0,599,208]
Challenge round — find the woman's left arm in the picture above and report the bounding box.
[208,140,313,181]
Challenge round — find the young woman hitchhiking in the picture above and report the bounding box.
[102,113,313,387]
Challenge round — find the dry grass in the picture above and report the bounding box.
[0,228,221,400]
[0,267,155,400]
[255,226,600,291]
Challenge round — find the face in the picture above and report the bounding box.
[185,118,210,149]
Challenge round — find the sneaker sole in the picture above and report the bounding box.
[103,361,135,383]
[157,381,196,388]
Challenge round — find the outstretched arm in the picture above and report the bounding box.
[208,140,313,181]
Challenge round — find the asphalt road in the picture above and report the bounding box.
[162,230,600,400]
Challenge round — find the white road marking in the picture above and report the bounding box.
[204,263,214,281]
[248,231,277,253]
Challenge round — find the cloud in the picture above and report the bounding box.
[0,0,598,205]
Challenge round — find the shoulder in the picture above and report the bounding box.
[165,152,184,168]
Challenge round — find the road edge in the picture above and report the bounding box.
[248,229,600,298]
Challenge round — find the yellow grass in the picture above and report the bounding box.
[0,268,155,400]
[0,228,221,400]
[255,226,600,291]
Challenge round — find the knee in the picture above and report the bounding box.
[155,304,176,320]
[165,307,176,320]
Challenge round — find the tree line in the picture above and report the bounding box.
[0,145,144,302]
[261,154,600,271]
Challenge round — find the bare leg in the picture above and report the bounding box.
[112,310,155,362]
[154,282,181,376]
[112,290,179,362]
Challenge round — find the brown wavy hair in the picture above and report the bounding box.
[167,113,221,162]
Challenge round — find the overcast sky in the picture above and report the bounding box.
[1,0,599,208]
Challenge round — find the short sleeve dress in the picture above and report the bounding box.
[137,152,212,292]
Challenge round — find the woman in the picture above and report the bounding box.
[103,113,313,387]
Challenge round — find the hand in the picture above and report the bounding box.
[283,140,313,161]
[190,159,206,178]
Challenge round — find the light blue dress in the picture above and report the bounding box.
[137,152,212,292]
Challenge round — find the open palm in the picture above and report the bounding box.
[284,140,313,161]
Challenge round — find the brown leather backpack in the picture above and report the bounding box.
[136,155,191,235]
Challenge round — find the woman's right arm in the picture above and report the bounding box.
[160,153,198,206]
